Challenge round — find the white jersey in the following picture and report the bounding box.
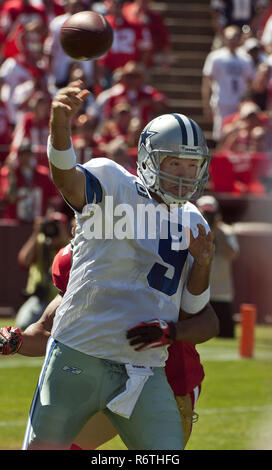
[203,47,254,107]
[52,158,209,367]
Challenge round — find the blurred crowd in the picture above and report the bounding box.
[0,0,170,224]
[2,0,272,224]
[204,0,272,195]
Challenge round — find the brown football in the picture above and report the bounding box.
[60,11,113,61]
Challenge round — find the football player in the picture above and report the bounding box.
[0,242,218,449]
[20,80,216,450]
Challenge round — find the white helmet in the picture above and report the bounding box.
[137,113,211,205]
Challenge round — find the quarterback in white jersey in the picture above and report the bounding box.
[51,157,209,367]
[23,81,215,450]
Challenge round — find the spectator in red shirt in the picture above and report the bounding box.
[210,148,271,194]
[97,102,139,173]
[97,0,152,88]
[123,0,171,68]
[0,139,61,222]
[98,101,133,146]
[219,101,269,152]
[10,90,52,165]
[210,101,272,194]
[72,113,106,163]
[0,20,49,125]
[0,0,47,60]
[104,60,168,127]
[100,137,137,175]
[212,100,272,194]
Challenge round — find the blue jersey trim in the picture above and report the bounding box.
[77,164,103,204]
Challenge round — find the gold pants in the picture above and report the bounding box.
[175,394,199,447]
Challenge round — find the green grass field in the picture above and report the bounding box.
[0,320,271,450]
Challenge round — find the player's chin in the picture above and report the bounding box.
[168,186,189,197]
[165,185,179,196]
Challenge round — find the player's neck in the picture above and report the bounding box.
[150,191,170,209]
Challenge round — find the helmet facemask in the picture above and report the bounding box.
[138,148,210,206]
[137,114,211,206]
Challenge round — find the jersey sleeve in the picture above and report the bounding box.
[76,163,103,206]
[77,157,131,207]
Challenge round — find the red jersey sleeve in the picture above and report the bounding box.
[51,244,72,294]
[165,341,204,396]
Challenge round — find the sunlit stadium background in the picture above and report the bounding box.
[0,0,272,450]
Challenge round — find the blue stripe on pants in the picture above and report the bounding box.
[22,337,56,450]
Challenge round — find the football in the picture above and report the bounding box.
[60,11,113,61]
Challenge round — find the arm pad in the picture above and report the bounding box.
[47,137,77,170]
[181,285,210,314]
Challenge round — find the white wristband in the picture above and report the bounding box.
[47,136,77,170]
[181,285,210,314]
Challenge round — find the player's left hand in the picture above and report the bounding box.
[0,326,23,355]
[127,319,176,351]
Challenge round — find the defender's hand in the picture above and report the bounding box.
[127,319,176,351]
[0,326,23,355]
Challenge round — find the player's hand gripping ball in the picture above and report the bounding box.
[0,326,23,355]
[127,319,176,351]
[60,11,113,61]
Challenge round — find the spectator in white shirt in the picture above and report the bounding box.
[202,25,254,141]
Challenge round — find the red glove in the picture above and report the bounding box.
[0,326,23,355]
[126,319,176,351]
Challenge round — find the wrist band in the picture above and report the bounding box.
[181,285,210,314]
[47,136,77,170]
